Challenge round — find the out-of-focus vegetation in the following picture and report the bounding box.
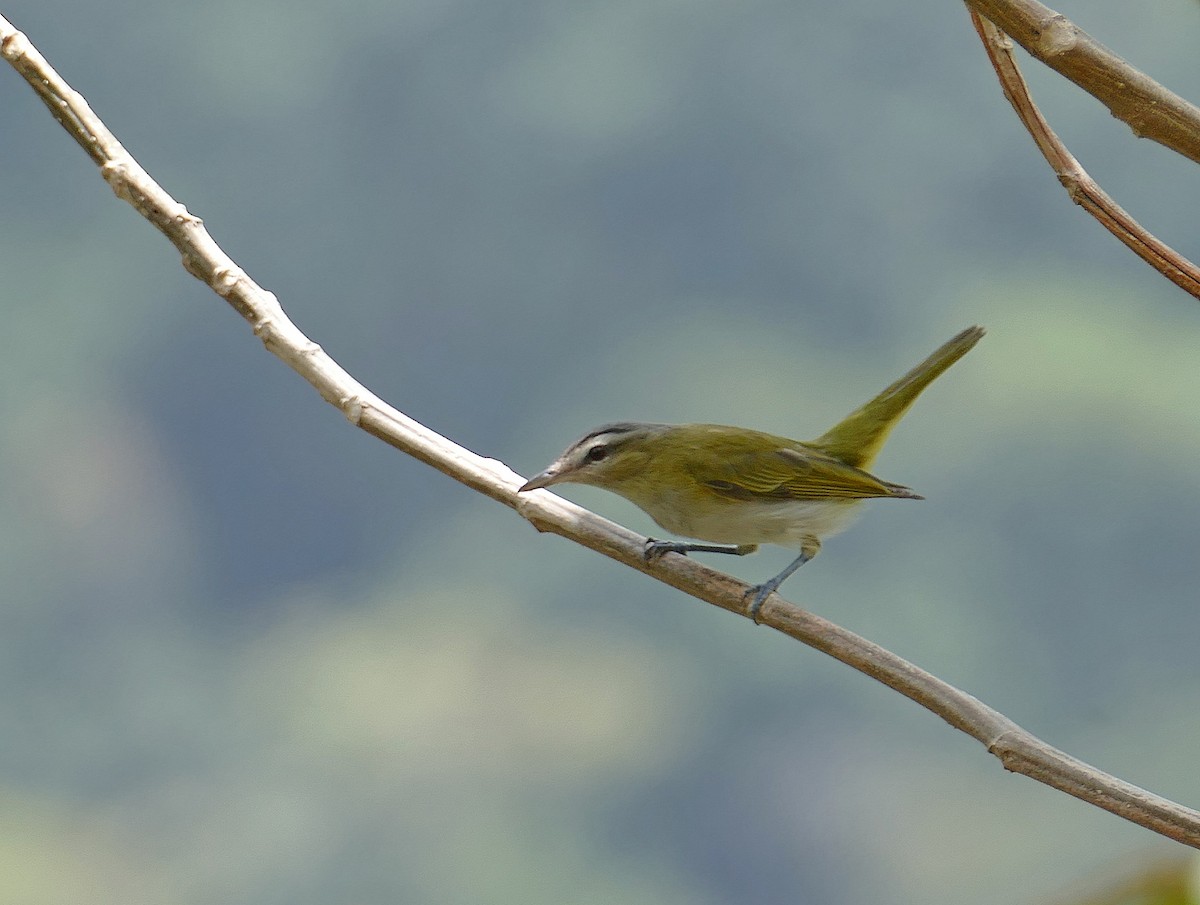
[2,1,1199,903]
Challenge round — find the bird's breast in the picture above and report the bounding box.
[633,489,863,548]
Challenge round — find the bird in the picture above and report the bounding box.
[519,326,984,622]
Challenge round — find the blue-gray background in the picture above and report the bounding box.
[3,2,1199,902]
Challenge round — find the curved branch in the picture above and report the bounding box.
[4,14,1200,848]
[971,12,1200,302]
[962,0,1200,165]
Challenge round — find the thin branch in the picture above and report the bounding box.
[970,12,1200,302]
[4,14,1200,849]
[962,0,1200,165]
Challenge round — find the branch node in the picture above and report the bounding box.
[101,160,134,201]
[180,252,208,281]
[212,265,246,299]
[524,517,557,536]
[0,26,27,61]
[1033,15,1076,57]
[985,727,1018,757]
[343,395,367,425]
[515,491,558,531]
[1056,172,1085,204]
[170,202,199,226]
[1125,116,1151,140]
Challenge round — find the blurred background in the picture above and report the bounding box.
[2,1,1200,902]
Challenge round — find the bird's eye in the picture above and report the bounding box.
[584,445,608,463]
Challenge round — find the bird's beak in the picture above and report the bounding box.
[518,465,563,492]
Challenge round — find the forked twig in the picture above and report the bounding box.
[971,11,1200,301]
[963,0,1200,165]
[4,13,1200,849]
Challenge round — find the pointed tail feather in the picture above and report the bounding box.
[809,326,985,469]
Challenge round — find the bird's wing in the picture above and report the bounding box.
[692,446,918,502]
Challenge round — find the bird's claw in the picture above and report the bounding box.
[744,582,778,624]
[644,538,688,562]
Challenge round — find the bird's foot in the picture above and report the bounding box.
[644,538,691,561]
[743,546,815,624]
[744,580,780,625]
[644,539,755,561]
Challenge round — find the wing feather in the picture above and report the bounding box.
[693,445,919,502]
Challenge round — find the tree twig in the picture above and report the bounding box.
[970,12,1200,302]
[962,0,1200,165]
[4,13,1200,849]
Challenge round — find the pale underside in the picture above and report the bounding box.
[631,489,864,548]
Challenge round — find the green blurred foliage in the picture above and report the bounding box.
[1054,856,1200,905]
[2,1,1200,903]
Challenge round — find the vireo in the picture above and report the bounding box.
[520,326,984,621]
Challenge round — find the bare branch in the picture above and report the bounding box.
[971,12,1200,302]
[4,13,1200,849]
[962,0,1200,165]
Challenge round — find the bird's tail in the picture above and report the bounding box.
[809,325,985,469]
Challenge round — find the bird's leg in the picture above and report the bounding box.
[746,537,821,624]
[644,539,758,561]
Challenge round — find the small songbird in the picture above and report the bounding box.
[519,326,984,621]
